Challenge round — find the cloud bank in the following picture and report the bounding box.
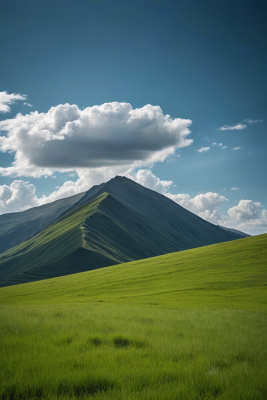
[165,192,228,224]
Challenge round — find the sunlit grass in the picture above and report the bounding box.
[0,234,267,399]
[0,305,267,399]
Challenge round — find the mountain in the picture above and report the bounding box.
[219,225,250,238]
[0,191,85,254]
[0,176,249,288]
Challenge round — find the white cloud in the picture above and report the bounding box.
[221,145,228,149]
[135,169,172,194]
[0,91,27,113]
[227,203,267,235]
[218,143,223,146]
[227,200,261,221]
[212,142,217,145]
[218,124,247,131]
[230,187,239,190]
[0,101,193,178]
[232,147,241,150]
[0,180,39,213]
[23,102,32,107]
[166,192,267,235]
[244,119,263,124]
[165,191,228,224]
[197,147,210,153]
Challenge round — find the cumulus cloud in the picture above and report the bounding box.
[233,147,241,150]
[218,143,223,146]
[166,192,267,235]
[212,142,217,145]
[226,202,267,235]
[230,187,239,190]
[134,169,172,194]
[23,102,32,107]
[197,147,210,153]
[0,102,192,177]
[0,91,27,113]
[165,191,228,224]
[227,200,261,221]
[0,180,39,213]
[218,124,247,131]
[221,145,228,149]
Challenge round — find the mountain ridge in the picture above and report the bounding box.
[0,176,249,288]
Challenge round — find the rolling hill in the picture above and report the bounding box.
[0,233,266,309]
[0,233,266,400]
[0,177,249,288]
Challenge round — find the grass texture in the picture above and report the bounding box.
[0,234,266,399]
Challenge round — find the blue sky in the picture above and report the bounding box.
[0,0,266,234]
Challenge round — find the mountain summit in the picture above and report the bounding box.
[0,176,248,287]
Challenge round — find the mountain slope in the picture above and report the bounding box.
[0,191,85,254]
[0,233,266,310]
[0,177,249,288]
[219,225,250,238]
[60,176,248,243]
[0,193,117,287]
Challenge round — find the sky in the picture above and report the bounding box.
[0,0,266,235]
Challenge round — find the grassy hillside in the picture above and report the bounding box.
[0,234,267,399]
[1,233,266,310]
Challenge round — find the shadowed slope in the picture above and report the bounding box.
[0,191,85,254]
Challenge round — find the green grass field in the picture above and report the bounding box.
[0,234,267,399]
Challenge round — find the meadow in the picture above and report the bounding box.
[0,234,267,399]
